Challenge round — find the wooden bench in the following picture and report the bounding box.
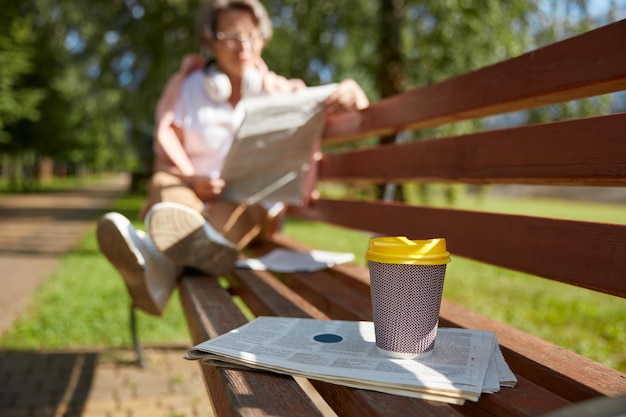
[179,20,626,417]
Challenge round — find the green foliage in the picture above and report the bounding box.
[1,0,198,174]
[1,0,623,182]
[0,6,46,144]
[265,0,378,90]
[403,0,538,87]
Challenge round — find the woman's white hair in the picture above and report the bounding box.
[195,0,273,50]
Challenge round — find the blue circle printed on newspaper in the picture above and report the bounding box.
[313,333,343,343]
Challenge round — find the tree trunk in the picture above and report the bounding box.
[377,0,406,200]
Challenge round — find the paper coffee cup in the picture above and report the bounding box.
[366,237,451,359]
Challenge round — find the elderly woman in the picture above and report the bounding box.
[96,0,369,315]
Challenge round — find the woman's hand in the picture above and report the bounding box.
[324,79,369,114]
[189,176,226,202]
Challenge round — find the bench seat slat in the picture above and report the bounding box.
[232,239,582,416]
[237,240,374,320]
[451,376,570,417]
[237,241,373,323]
[229,267,328,319]
[244,236,623,403]
[179,275,329,417]
[227,257,473,416]
[243,237,626,401]
[180,264,468,417]
[320,113,626,186]
[323,20,626,143]
[278,270,374,321]
[270,233,374,291]
[439,300,626,400]
[227,265,459,417]
[290,199,626,298]
[308,380,467,417]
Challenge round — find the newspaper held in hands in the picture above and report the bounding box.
[221,84,338,206]
[186,317,517,405]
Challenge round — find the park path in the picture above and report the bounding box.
[0,174,213,417]
[0,174,129,334]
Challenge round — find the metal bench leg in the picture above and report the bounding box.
[130,303,146,368]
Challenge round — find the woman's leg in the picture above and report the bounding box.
[143,171,281,250]
[203,201,267,249]
[140,171,204,219]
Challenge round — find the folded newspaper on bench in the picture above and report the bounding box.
[220,84,338,206]
[186,317,517,405]
[235,248,355,272]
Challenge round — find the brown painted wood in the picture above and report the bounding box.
[177,258,614,417]
[238,240,373,321]
[175,20,626,417]
[320,113,626,186]
[238,238,581,416]
[450,376,570,417]
[323,20,626,143]
[179,274,327,417]
[277,269,373,320]
[261,236,624,402]
[179,273,247,341]
[256,236,625,403]
[439,300,626,401]
[290,199,626,298]
[229,266,329,319]
[309,380,467,417]
[270,233,373,290]
[226,251,476,416]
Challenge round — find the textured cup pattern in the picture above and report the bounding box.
[369,262,446,355]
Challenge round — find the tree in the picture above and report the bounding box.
[0,4,47,188]
[2,0,621,192]
[525,0,616,124]
[1,0,199,188]
[0,5,45,147]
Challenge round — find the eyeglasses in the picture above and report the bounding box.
[215,32,265,50]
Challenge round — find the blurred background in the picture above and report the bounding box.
[1,0,625,194]
[0,7,625,413]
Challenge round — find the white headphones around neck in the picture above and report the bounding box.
[201,62,263,103]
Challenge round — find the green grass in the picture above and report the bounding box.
[1,190,624,373]
[0,174,110,194]
[443,257,626,371]
[0,193,190,349]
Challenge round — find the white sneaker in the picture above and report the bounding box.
[96,212,181,316]
[146,202,239,276]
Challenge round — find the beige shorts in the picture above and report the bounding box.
[141,170,284,248]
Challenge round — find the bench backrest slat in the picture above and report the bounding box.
[292,200,626,298]
[323,19,626,143]
[321,113,626,186]
[288,19,626,302]
[438,299,626,400]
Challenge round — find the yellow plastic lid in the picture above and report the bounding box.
[365,236,451,265]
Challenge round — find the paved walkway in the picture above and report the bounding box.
[0,175,214,417]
